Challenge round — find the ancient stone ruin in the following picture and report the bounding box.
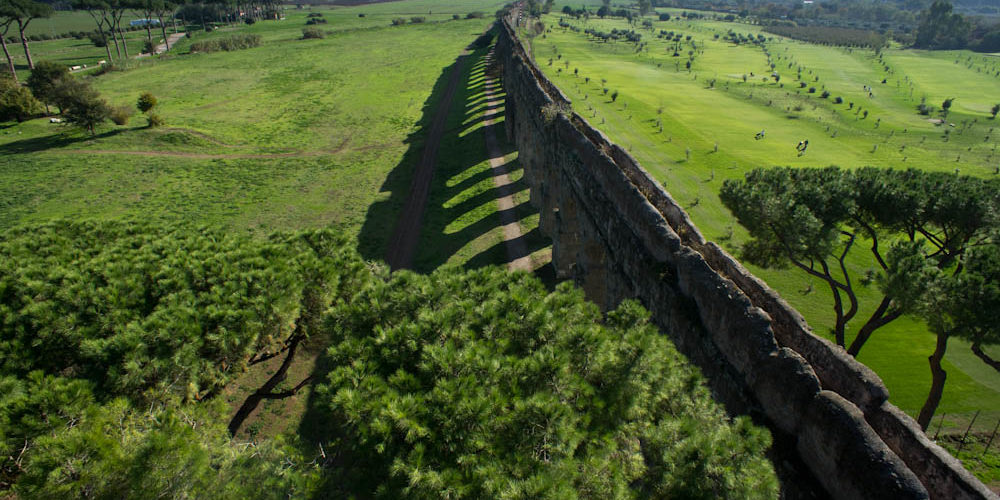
[495,17,997,500]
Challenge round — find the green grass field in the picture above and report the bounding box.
[5,2,507,80]
[0,5,504,254]
[528,10,1000,434]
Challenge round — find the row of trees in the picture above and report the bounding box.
[906,0,1000,52]
[0,0,173,81]
[721,167,999,428]
[1,0,286,82]
[0,220,778,496]
[0,0,53,78]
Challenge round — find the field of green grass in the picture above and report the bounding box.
[18,10,145,37]
[5,1,507,80]
[528,9,1000,436]
[2,4,555,468]
[0,3,507,258]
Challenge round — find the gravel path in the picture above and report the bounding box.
[135,32,187,59]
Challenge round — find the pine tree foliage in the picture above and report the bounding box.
[720,167,999,352]
[0,219,364,402]
[15,398,318,499]
[317,267,778,499]
[0,221,777,497]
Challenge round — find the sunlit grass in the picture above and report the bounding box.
[530,11,1000,421]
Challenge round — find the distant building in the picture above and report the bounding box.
[130,19,161,27]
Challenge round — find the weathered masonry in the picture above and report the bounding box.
[495,17,997,500]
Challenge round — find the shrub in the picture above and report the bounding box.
[147,112,164,128]
[453,14,460,20]
[410,16,425,23]
[305,17,327,25]
[26,61,69,111]
[541,101,571,123]
[808,87,816,93]
[136,92,157,114]
[57,81,111,135]
[87,32,106,48]
[302,27,325,39]
[833,96,843,104]
[821,90,830,98]
[110,104,133,125]
[391,17,406,25]
[142,39,155,54]
[306,12,323,17]
[466,11,484,19]
[0,75,42,123]
[92,60,137,76]
[189,34,261,53]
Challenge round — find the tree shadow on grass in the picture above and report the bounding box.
[357,33,543,275]
[0,128,125,155]
[307,34,556,497]
[354,51,464,263]
[408,46,551,273]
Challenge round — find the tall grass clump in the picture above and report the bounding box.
[302,27,325,39]
[190,34,262,53]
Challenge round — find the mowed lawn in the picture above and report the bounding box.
[0,10,500,260]
[530,11,1000,425]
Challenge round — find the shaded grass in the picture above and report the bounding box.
[413,44,508,271]
[938,432,1000,490]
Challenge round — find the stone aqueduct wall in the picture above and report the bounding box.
[495,19,996,500]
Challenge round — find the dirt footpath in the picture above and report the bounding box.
[385,52,470,270]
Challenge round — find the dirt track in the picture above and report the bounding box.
[385,53,470,270]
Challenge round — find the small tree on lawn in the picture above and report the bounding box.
[137,91,157,114]
[941,97,954,119]
[0,0,53,70]
[136,91,161,127]
[55,78,110,134]
[991,103,999,119]
[0,73,41,122]
[26,60,69,114]
[883,241,1000,429]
